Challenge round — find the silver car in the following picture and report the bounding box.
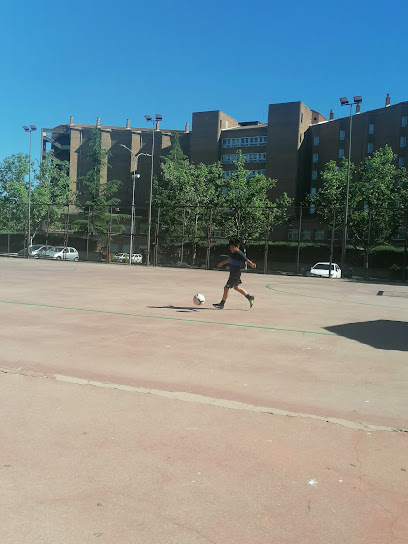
[46,246,79,261]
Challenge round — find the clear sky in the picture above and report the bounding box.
[1,0,407,163]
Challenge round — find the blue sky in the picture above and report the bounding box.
[1,0,407,163]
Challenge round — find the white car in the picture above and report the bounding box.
[308,262,341,278]
[131,253,142,264]
[115,253,129,263]
[46,246,79,261]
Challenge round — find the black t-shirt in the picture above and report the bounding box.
[228,249,247,271]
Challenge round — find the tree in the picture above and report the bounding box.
[218,151,291,245]
[0,153,29,234]
[310,157,356,264]
[73,127,125,244]
[0,152,73,244]
[154,135,224,263]
[349,146,408,276]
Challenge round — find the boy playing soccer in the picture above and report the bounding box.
[213,238,256,309]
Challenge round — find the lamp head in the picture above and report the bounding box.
[155,114,163,121]
[23,126,29,132]
[30,125,37,131]
[339,97,349,106]
[353,96,362,104]
[144,115,152,122]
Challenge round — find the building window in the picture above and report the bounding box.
[338,148,344,159]
[367,143,373,154]
[312,170,317,180]
[220,120,222,129]
[299,134,302,143]
[315,230,325,241]
[339,129,345,141]
[368,123,375,134]
[399,157,405,168]
[311,187,317,196]
[314,136,319,146]
[402,116,408,128]
[301,229,311,241]
[313,153,318,163]
[309,205,316,214]
[400,136,407,148]
[222,136,267,148]
[338,167,343,172]
[223,171,233,178]
[288,229,299,241]
[301,112,303,124]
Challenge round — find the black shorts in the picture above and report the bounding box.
[225,271,242,289]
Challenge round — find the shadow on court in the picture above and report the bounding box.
[325,320,408,351]
[147,305,246,313]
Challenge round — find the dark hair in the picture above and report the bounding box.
[229,237,240,247]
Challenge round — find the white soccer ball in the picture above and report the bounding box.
[193,293,205,306]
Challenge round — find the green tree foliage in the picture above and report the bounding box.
[73,127,125,239]
[218,151,291,244]
[154,142,291,257]
[154,135,224,259]
[0,152,73,242]
[311,157,356,230]
[350,146,408,251]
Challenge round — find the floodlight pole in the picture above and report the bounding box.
[120,144,150,265]
[144,114,162,266]
[339,97,361,269]
[23,125,37,253]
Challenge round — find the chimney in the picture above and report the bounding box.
[126,119,130,129]
[185,122,189,133]
[386,93,391,107]
[329,110,334,121]
[356,103,361,114]
[96,117,100,127]
[69,115,73,125]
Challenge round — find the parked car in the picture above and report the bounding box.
[307,262,341,278]
[131,253,142,264]
[115,252,129,263]
[17,244,49,258]
[45,246,79,261]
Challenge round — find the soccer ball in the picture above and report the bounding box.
[193,293,205,306]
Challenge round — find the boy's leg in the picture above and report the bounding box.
[234,284,255,308]
[213,286,230,309]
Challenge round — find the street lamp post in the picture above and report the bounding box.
[120,144,151,264]
[339,96,362,269]
[144,114,162,266]
[23,125,37,254]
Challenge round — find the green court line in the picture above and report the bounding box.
[0,299,334,336]
[265,284,408,310]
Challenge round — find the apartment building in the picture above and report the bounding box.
[42,95,408,241]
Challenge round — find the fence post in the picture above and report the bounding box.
[296,206,303,275]
[154,207,160,266]
[46,203,50,252]
[403,225,407,283]
[328,210,335,279]
[264,211,270,274]
[7,203,11,254]
[107,206,113,264]
[86,207,91,261]
[364,209,372,281]
[180,207,185,266]
[206,208,212,270]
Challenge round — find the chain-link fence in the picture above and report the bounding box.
[1,202,407,280]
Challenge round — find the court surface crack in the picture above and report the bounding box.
[1,367,407,434]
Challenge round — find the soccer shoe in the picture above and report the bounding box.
[213,303,224,309]
[248,295,255,308]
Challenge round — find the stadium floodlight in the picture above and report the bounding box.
[30,125,37,131]
[155,114,163,121]
[144,115,152,121]
[339,97,349,106]
[353,96,362,104]
[23,125,29,132]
